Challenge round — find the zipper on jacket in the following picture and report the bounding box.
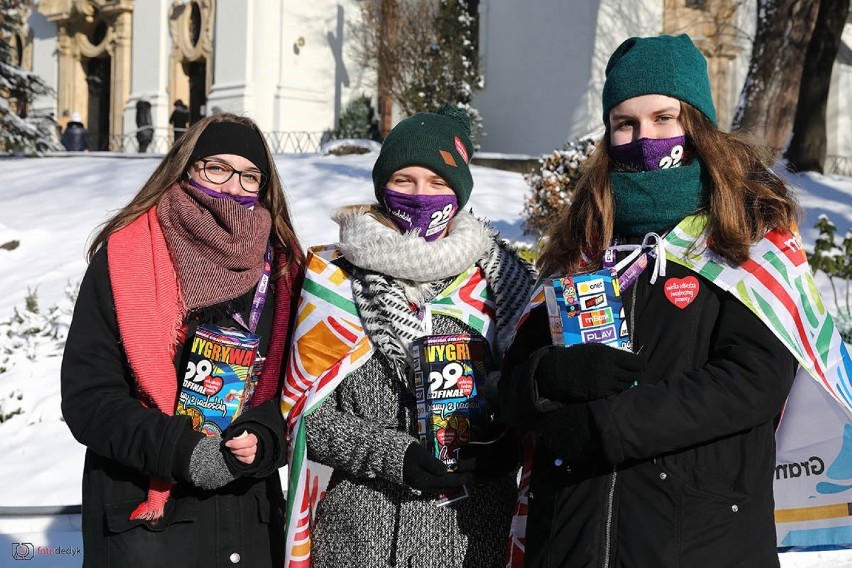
[602,467,617,568]
[601,266,639,566]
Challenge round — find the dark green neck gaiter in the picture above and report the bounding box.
[611,158,708,237]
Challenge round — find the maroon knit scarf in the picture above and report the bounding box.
[157,182,272,311]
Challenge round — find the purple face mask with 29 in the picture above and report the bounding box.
[381,188,458,241]
[609,135,689,172]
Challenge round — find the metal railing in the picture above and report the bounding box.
[828,154,852,176]
[264,131,337,154]
[78,128,339,154]
[48,129,852,169]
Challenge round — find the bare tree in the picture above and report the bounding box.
[730,0,820,155]
[784,0,851,173]
[351,0,436,135]
[350,0,483,137]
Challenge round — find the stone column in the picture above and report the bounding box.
[126,0,171,145]
[110,9,133,149]
[206,0,256,117]
[55,22,77,124]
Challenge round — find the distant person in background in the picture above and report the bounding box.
[61,112,89,152]
[170,99,190,142]
[136,96,154,153]
[58,109,71,133]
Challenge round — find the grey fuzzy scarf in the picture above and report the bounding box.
[333,209,532,364]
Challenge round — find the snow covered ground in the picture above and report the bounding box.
[0,152,850,567]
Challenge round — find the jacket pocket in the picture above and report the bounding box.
[105,497,197,534]
[104,498,200,567]
[662,458,749,502]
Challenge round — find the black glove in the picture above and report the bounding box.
[534,343,646,403]
[457,429,521,479]
[534,403,605,466]
[402,443,472,493]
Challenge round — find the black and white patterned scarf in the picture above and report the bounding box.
[333,209,533,364]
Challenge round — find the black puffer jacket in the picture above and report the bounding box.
[61,248,287,568]
[61,121,89,151]
[500,258,797,568]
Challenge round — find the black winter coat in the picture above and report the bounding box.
[500,258,797,568]
[61,248,287,568]
[61,121,89,151]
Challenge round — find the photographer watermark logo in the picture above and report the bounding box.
[11,543,34,561]
[9,543,82,561]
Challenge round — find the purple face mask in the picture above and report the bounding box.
[187,177,259,209]
[610,135,689,172]
[382,188,458,241]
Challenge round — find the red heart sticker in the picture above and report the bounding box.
[203,375,224,396]
[457,374,473,396]
[437,428,456,448]
[664,276,699,309]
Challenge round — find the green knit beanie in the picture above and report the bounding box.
[602,34,717,125]
[372,105,475,207]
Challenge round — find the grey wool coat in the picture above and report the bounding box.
[304,315,518,568]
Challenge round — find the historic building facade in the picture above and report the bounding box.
[474,0,851,159]
[23,0,371,151]
[14,0,852,164]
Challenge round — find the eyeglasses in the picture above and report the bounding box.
[194,158,267,193]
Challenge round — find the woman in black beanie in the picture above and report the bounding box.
[287,105,534,567]
[61,113,303,567]
[499,34,803,567]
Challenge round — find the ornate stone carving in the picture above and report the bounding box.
[169,0,215,63]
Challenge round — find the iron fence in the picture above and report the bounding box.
[828,154,852,176]
[80,128,338,154]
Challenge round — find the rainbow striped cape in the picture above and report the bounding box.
[505,214,852,566]
[281,245,498,568]
[666,215,852,407]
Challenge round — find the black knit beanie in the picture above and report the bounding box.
[602,34,717,125]
[193,121,270,175]
[372,105,475,207]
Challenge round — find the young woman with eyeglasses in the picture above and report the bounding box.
[61,113,303,567]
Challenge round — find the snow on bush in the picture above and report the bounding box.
[0,282,78,422]
[808,215,852,342]
[522,137,597,238]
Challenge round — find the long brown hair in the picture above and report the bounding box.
[87,113,302,279]
[538,102,799,276]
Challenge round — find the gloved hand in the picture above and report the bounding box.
[189,435,238,491]
[534,403,605,466]
[457,429,521,479]
[534,343,645,403]
[402,442,472,493]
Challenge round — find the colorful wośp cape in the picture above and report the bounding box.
[666,215,852,409]
[505,214,852,566]
[281,245,499,568]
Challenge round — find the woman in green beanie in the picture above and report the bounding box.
[498,34,800,567]
[295,105,534,567]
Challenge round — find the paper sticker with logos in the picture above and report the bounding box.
[545,269,629,349]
